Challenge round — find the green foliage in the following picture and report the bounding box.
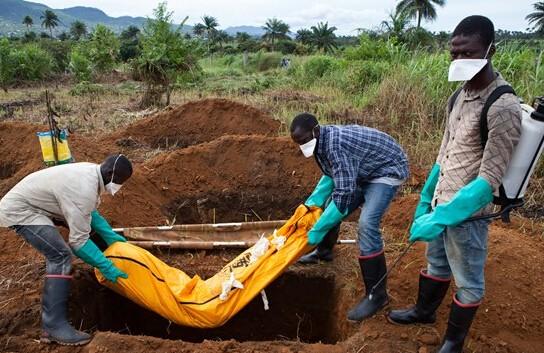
[39,39,72,73]
[68,24,120,81]
[396,0,446,28]
[69,44,92,81]
[0,39,15,90]
[250,51,283,71]
[342,60,392,93]
[22,31,37,43]
[135,2,202,106]
[343,35,406,62]
[22,15,33,29]
[295,29,313,45]
[40,9,59,37]
[89,24,120,73]
[0,38,53,90]
[526,2,544,33]
[494,42,544,101]
[70,21,88,41]
[276,40,297,54]
[69,81,111,96]
[309,22,338,53]
[119,26,140,62]
[300,55,342,79]
[262,18,290,50]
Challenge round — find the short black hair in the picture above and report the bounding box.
[452,15,495,47]
[290,113,319,133]
[102,154,132,182]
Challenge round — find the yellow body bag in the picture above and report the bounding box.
[96,205,321,328]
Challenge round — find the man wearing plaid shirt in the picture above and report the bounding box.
[290,113,409,322]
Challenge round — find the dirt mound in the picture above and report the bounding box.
[99,135,320,227]
[0,122,118,196]
[113,98,282,149]
[2,98,544,353]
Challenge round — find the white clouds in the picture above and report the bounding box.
[34,0,537,34]
[278,3,385,34]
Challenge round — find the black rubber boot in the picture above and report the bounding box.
[298,224,339,264]
[436,296,480,353]
[388,270,451,325]
[347,251,389,322]
[41,276,92,346]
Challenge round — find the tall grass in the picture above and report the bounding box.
[196,39,544,210]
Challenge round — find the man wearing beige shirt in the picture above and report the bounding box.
[388,16,522,353]
[0,154,132,346]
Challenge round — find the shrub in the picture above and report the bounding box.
[276,40,297,54]
[342,60,391,93]
[250,51,283,71]
[0,39,53,90]
[302,55,341,79]
[134,2,202,107]
[69,81,112,96]
[39,40,72,73]
[89,24,120,73]
[69,45,92,82]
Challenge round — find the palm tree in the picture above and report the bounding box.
[381,9,411,40]
[40,9,60,38]
[396,0,446,29]
[310,22,338,53]
[526,2,544,33]
[236,31,251,43]
[262,18,290,51]
[295,28,313,45]
[215,30,230,49]
[192,23,206,37]
[22,16,33,32]
[70,20,87,40]
[198,15,219,54]
[201,16,218,40]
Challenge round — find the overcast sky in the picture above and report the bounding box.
[36,0,537,34]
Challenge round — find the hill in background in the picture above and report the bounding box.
[0,0,266,37]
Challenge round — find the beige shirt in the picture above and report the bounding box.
[0,162,105,250]
[433,73,522,213]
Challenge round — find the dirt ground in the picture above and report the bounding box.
[1,98,543,353]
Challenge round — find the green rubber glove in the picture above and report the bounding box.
[409,177,493,242]
[73,239,128,283]
[307,200,347,245]
[91,210,127,246]
[305,175,334,208]
[414,164,440,220]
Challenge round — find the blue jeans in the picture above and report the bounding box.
[356,183,399,256]
[11,225,72,275]
[426,219,490,304]
[317,183,399,257]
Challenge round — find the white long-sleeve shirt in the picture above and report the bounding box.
[0,162,105,250]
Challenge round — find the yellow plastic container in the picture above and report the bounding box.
[36,130,73,166]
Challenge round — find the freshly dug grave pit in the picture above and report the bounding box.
[98,135,321,227]
[113,98,282,150]
[70,266,345,344]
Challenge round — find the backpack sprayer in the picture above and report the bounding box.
[369,95,544,301]
[37,91,73,166]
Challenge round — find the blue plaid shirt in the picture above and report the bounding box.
[315,125,409,213]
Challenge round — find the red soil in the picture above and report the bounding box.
[0,98,543,353]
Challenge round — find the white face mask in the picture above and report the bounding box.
[105,182,122,196]
[299,125,318,158]
[448,43,493,82]
[300,138,317,158]
[104,155,123,196]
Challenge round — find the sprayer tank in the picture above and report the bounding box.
[500,103,544,200]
